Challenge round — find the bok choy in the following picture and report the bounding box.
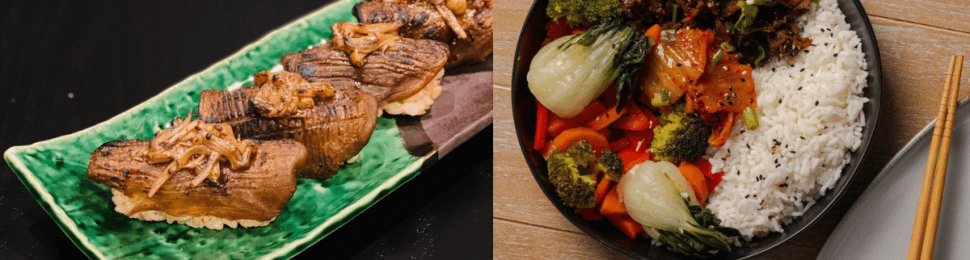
[528,21,651,118]
[618,161,748,257]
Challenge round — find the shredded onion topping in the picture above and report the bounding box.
[251,70,335,118]
[142,112,257,197]
[332,22,403,67]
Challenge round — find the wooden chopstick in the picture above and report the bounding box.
[907,55,964,260]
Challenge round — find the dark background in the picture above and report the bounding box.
[0,0,491,259]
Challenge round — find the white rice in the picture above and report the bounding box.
[704,0,868,239]
[111,189,273,230]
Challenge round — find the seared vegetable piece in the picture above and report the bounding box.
[650,102,711,163]
[546,0,623,27]
[547,141,599,208]
[618,161,742,257]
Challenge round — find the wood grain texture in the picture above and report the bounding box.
[860,0,970,33]
[493,1,970,259]
[493,218,629,259]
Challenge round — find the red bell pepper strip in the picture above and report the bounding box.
[534,99,549,150]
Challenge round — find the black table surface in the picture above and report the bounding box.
[0,1,492,259]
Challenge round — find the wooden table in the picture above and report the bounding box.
[492,1,970,259]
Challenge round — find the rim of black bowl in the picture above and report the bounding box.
[509,0,882,259]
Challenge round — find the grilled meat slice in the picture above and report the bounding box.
[87,139,306,223]
[354,0,492,68]
[198,84,379,180]
[280,37,447,115]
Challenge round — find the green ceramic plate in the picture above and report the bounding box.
[3,0,492,258]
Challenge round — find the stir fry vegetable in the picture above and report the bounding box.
[528,21,649,118]
[618,161,743,256]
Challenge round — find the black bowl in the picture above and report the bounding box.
[510,0,883,259]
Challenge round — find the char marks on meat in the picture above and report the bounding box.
[354,0,492,68]
[87,139,306,221]
[280,36,447,106]
[198,83,378,180]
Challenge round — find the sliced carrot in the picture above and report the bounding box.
[594,177,613,207]
[598,186,627,218]
[534,99,549,150]
[678,162,709,205]
[613,101,659,131]
[598,127,612,140]
[577,207,603,221]
[587,103,626,130]
[553,127,609,154]
[645,24,661,44]
[691,158,721,193]
[607,215,643,239]
[608,137,631,152]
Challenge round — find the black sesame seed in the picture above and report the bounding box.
[205,133,211,140]
[791,64,795,68]
[102,151,111,156]
[798,87,803,91]
[745,195,750,198]
[740,130,746,134]
[214,125,222,131]
[779,98,783,104]
[728,101,733,105]
[122,170,130,178]
[834,53,839,57]
[815,101,820,106]
[800,68,805,72]
[772,68,776,72]
[820,28,825,32]
[830,33,834,37]
[804,49,810,54]
[729,86,734,91]
[824,43,829,46]
[746,144,751,149]
[800,136,805,140]
[779,184,788,188]
[677,63,683,67]
[689,79,694,83]
[722,157,727,161]
[727,149,732,153]
[749,98,754,103]
[776,164,781,168]
[195,126,201,131]
[791,151,796,154]
[741,78,746,82]
[775,159,778,164]
[719,102,725,106]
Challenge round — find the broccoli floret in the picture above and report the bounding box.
[547,141,599,208]
[650,102,711,163]
[547,0,623,27]
[566,140,595,167]
[596,149,623,181]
